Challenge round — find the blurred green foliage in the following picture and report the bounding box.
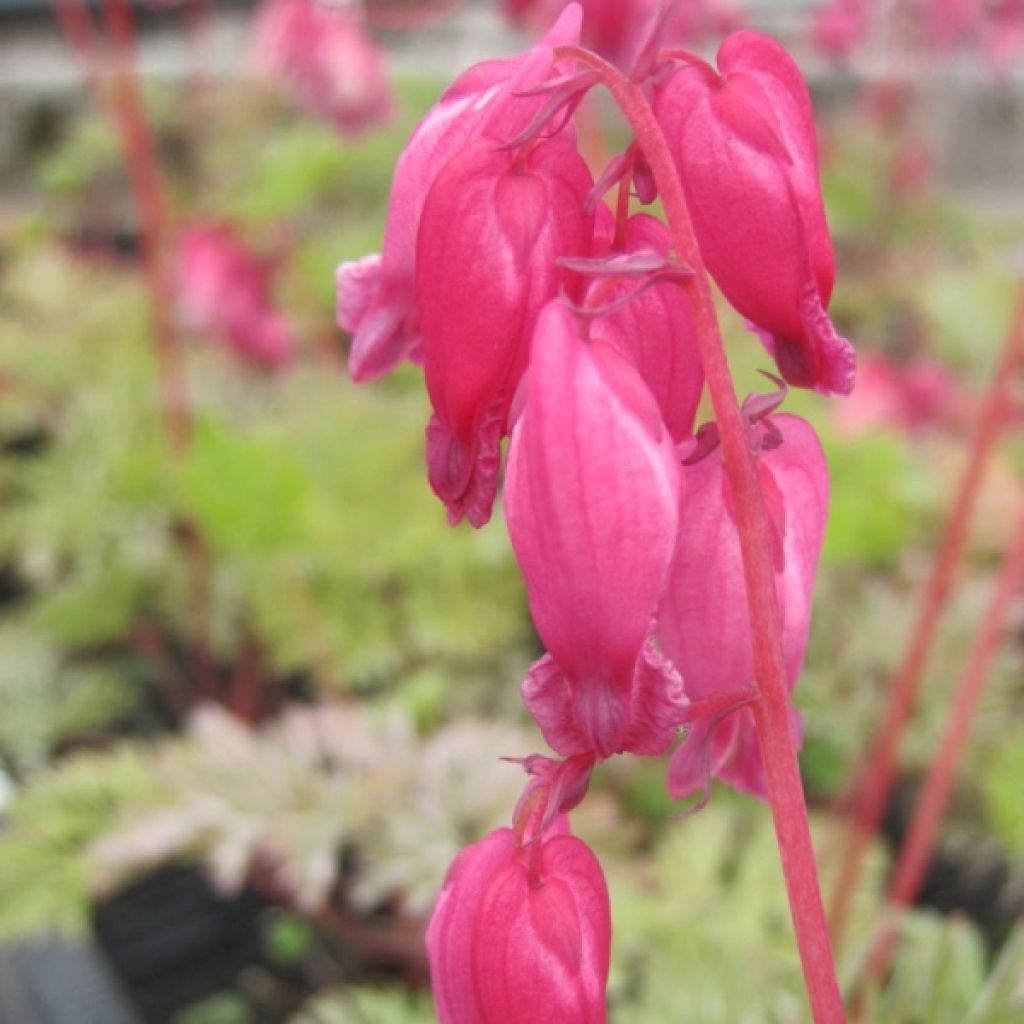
[0,48,1021,1024]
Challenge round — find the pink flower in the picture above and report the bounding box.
[658,414,828,799]
[505,301,687,759]
[175,223,295,369]
[419,140,595,527]
[983,0,1024,74]
[587,213,705,443]
[252,0,392,136]
[336,5,583,384]
[832,353,957,437]
[654,32,855,396]
[427,824,610,1024]
[810,0,869,59]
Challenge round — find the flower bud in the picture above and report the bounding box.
[654,31,855,395]
[427,825,610,1024]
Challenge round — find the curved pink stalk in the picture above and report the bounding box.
[828,286,1024,946]
[861,507,1024,986]
[556,43,845,1023]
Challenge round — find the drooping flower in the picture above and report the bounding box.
[654,31,855,396]
[587,212,705,443]
[427,824,611,1024]
[252,0,392,136]
[175,222,295,369]
[658,413,828,799]
[336,5,583,383]
[505,301,687,759]
[418,140,594,527]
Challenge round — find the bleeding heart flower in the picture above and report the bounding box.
[505,300,686,759]
[335,5,583,383]
[658,413,828,799]
[175,223,295,369]
[418,140,595,528]
[654,31,855,396]
[427,824,610,1024]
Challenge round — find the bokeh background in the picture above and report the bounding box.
[1,0,1023,1020]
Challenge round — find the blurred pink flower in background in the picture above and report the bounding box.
[810,0,869,59]
[175,223,296,369]
[833,353,959,437]
[252,0,392,135]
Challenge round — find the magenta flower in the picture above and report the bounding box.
[587,213,705,443]
[175,223,295,369]
[335,5,583,384]
[654,32,855,396]
[658,414,828,799]
[427,824,610,1024]
[810,0,869,59]
[832,353,957,437]
[252,0,392,136]
[419,140,594,527]
[505,301,686,759]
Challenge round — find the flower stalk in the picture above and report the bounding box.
[862,505,1024,988]
[556,44,845,1023]
[828,283,1024,945]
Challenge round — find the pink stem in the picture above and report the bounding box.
[558,46,845,1023]
[102,0,191,452]
[863,507,1024,986]
[51,0,106,101]
[828,286,1024,944]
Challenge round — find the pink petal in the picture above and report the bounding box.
[505,301,681,716]
[418,141,594,526]
[589,213,705,442]
[658,413,827,704]
[523,642,687,758]
[654,32,855,395]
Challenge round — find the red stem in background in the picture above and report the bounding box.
[102,0,191,451]
[828,286,1024,945]
[52,0,107,101]
[558,46,845,1023]
[861,507,1024,987]
[364,0,469,31]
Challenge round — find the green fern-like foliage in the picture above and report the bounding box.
[0,747,159,940]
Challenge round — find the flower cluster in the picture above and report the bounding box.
[336,5,851,1019]
[811,0,1024,73]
